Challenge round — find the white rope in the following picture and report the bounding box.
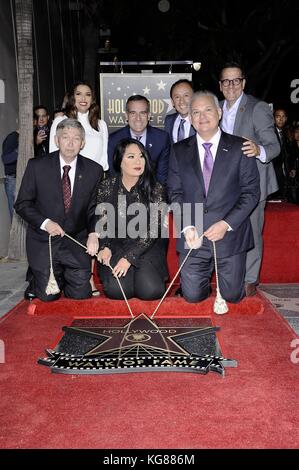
[150,246,194,319]
[51,233,135,318]
[212,240,229,314]
[45,235,60,295]
[107,262,134,318]
[47,232,228,316]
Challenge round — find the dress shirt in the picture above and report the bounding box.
[196,128,221,169]
[183,128,231,234]
[221,92,266,163]
[172,115,192,143]
[130,129,147,147]
[40,155,78,230]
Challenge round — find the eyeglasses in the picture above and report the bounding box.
[220,78,244,87]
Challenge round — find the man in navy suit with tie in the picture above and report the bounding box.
[108,95,170,184]
[167,91,260,305]
[164,79,196,144]
[15,119,103,302]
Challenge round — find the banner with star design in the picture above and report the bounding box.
[100,73,192,133]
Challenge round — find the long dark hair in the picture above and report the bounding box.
[64,81,101,131]
[113,138,156,206]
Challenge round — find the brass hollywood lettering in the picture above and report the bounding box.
[150,99,165,114]
[107,99,126,114]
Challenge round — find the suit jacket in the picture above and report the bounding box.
[164,112,196,144]
[167,131,260,258]
[220,93,280,201]
[108,125,170,184]
[14,151,103,266]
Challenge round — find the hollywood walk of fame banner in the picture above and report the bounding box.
[99,73,192,133]
[38,314,237,377]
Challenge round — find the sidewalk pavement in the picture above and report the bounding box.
[0,258,27,318]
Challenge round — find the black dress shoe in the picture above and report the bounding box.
[245,282,257,297]
[24,285,36,301]
[175,286,182,297]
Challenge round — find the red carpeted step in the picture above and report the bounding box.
[25,291,265,317]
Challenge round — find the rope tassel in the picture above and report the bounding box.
[212,241,229,314]
[45,235,60,295]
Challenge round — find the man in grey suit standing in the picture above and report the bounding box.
[219,62,280,297]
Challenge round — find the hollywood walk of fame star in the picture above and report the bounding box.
[63,313,218,358]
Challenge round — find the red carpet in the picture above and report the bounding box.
[1,291,299,449]
[260,202,299,282]
[167,203,299,283]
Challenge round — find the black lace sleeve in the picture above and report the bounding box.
[96,177,117,250]
[121,182,168,266]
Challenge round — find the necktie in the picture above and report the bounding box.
[202,143,214,194]
[278,130,283,143]
[134,135,142,141]
[177,118,186,142]
[62,165,71,212]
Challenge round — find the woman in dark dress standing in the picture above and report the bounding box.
[97,138,168,299]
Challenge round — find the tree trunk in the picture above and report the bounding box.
[8,0,33,260]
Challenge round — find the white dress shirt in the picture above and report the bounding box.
[183,128,231,233]
[172,114,192,143]
[196,128,221,169]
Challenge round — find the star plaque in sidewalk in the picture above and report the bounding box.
[38,314,237,376]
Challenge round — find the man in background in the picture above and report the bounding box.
[108,95,170,184]
[33,105,50,156]
[1,129,19,221]
[271,108,292,200]
[164,79,196,144]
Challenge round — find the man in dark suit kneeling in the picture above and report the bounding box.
[167,91,260,305]
[15,119,103,302]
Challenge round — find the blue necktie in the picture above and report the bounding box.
[177,118,186,142]
[202,143,214,194]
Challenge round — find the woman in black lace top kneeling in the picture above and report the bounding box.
[96,138,169,300]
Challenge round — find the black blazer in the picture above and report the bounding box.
[15,151,103,263]
[164,112,196,144]
[167,131,261,258]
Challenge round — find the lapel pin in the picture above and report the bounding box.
[78,174,82,179]
[149,143,153,148]
[222,148,228,152]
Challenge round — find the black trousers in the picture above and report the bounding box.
[29,240,92,302]
[98,253,166,300]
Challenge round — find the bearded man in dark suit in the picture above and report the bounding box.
[15,119,103,302]
[167,91,260,306]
